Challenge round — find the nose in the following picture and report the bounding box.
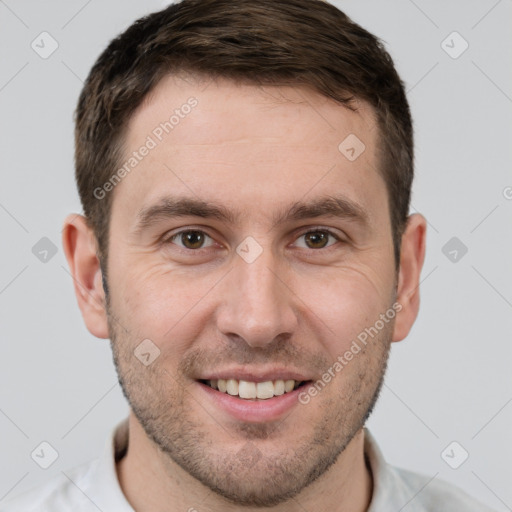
[215,245,298,349]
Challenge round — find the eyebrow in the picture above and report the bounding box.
[133,194,370,234]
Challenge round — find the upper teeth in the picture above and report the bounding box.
[207,379,300,399]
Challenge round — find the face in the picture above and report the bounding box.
[103,75,399,506]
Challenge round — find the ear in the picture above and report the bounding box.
[62,214,109,339]
[392,213,427,342]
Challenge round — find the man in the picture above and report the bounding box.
[1,0,496,510]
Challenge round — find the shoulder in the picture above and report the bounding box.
[390,465,497,512]
[363,429,496,512]
[0,418,131,512]
[0,459,98,512]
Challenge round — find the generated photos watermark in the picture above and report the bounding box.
[298,301,402,405]
[93,96,199,200]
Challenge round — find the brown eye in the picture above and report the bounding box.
[181,230,206,249]
[294,229,339,250]
[166,230,214,250]
[304,231,329,248]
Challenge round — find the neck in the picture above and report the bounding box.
[116,412,373,512]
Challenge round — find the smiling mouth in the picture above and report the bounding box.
[199,379,311,400]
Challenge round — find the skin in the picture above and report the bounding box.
[62,74,426,511]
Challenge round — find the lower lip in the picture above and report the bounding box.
[196,381,309,423]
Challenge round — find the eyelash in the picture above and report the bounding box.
[162,227,344,252]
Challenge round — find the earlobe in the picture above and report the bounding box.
[62,214,110,339]
[392,213,427,342]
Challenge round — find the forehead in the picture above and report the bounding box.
[132,73,377,147]
[112,74,386,228]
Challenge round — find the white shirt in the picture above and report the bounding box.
[0,417,496,511]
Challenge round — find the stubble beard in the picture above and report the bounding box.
[106,301,392,507]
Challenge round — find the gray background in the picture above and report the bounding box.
[1,0,511,509]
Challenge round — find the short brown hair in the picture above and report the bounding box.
[75,0,413,280]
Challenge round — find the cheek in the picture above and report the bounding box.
[112,261,221,349]
[292,266,392,358]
